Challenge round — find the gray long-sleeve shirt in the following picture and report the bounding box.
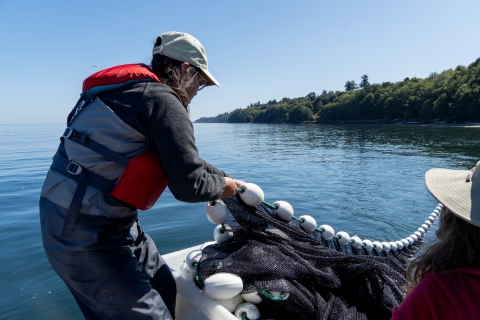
[99,82,227,203]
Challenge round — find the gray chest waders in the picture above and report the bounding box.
[40,74,175,319]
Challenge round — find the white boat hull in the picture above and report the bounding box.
[163,245,238,320]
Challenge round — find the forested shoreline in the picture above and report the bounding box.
[195,58,480,124]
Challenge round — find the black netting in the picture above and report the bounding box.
[197,195,415,320]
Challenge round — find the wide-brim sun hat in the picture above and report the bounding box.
[152,31,220,87]
[425,160,480,227]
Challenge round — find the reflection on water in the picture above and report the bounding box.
[0,123,478,319]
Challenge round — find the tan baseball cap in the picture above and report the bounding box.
[425,160,480,227]
[152,31,220,87]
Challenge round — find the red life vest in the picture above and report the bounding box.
[84,64,169,210]
[83,64,162,92]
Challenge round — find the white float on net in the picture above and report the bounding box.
[234,303,261,320]
[205,200,228,224]
[350,236,363,249]
[185,250,202,272]
[273,201,294,221]
[238,183,264,206]
[362,239,374,251]
[318,224,335,241]
[241,291,262,304]
[336,231,350,246]
[214,224,233,244]
[372,241,383,253]
[203,273,244,300]
[395,240,404,250]
[381,242,391,252]
[299,215,317,232]
[389,242,398,251]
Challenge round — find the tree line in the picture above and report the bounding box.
[195,57,480,123]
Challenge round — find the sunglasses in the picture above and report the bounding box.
[197,73,208,91]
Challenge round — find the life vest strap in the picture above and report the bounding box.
[63,127,130,167]
[51,151,116,194]
[60,169,87,238]
[51,151,118,238]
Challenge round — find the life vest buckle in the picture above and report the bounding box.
[67,161,82,175]
[63,127,73,139]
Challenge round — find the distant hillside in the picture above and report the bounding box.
[195,112,230,123]
[195,57,480,124]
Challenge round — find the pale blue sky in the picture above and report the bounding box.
[0,0,479,124]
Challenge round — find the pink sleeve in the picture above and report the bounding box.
[391,275,456,320]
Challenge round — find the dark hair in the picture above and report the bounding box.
[407,207,480,289]
[150,38,199,109]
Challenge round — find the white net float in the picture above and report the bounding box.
[318,224,335,241]
[427,215,435,222]
[389,242,398,251]
[418,227,426,234]
[350,236,363,249]
[431,212,438,218]
[395,240,404,250]
[406,237,414,245]
[214,224,233,244]
[362,239,374,251]
[381,242,391,252]
[401,239,409,247]
[238,183,264,206]
[273,201,294,221]
[179,263,195,283]
[336,231,350,246]
[410,234,418,241]
[205,200,228,224]
[424,220,432,227]
[241,291,262,304]
[414,231,422,238]
[235,303,261,320]
[200,241,217,250]
[185,250,202,272]
[216,294,245,312]
[421,223,429,230]
[203,273,243,300]
[299,215,317,232]
[372,241,383,253]
[268,291,289,300]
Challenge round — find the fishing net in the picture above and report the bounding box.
[194,194,429,320]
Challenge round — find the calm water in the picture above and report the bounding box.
[0,123,478,319]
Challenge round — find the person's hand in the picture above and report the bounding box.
[221,177,239,198]
[233,179,246,187]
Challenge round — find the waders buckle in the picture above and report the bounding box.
[67,161,82,175]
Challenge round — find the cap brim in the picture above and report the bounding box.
[198,68,220,87]
[425,168,480,227]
